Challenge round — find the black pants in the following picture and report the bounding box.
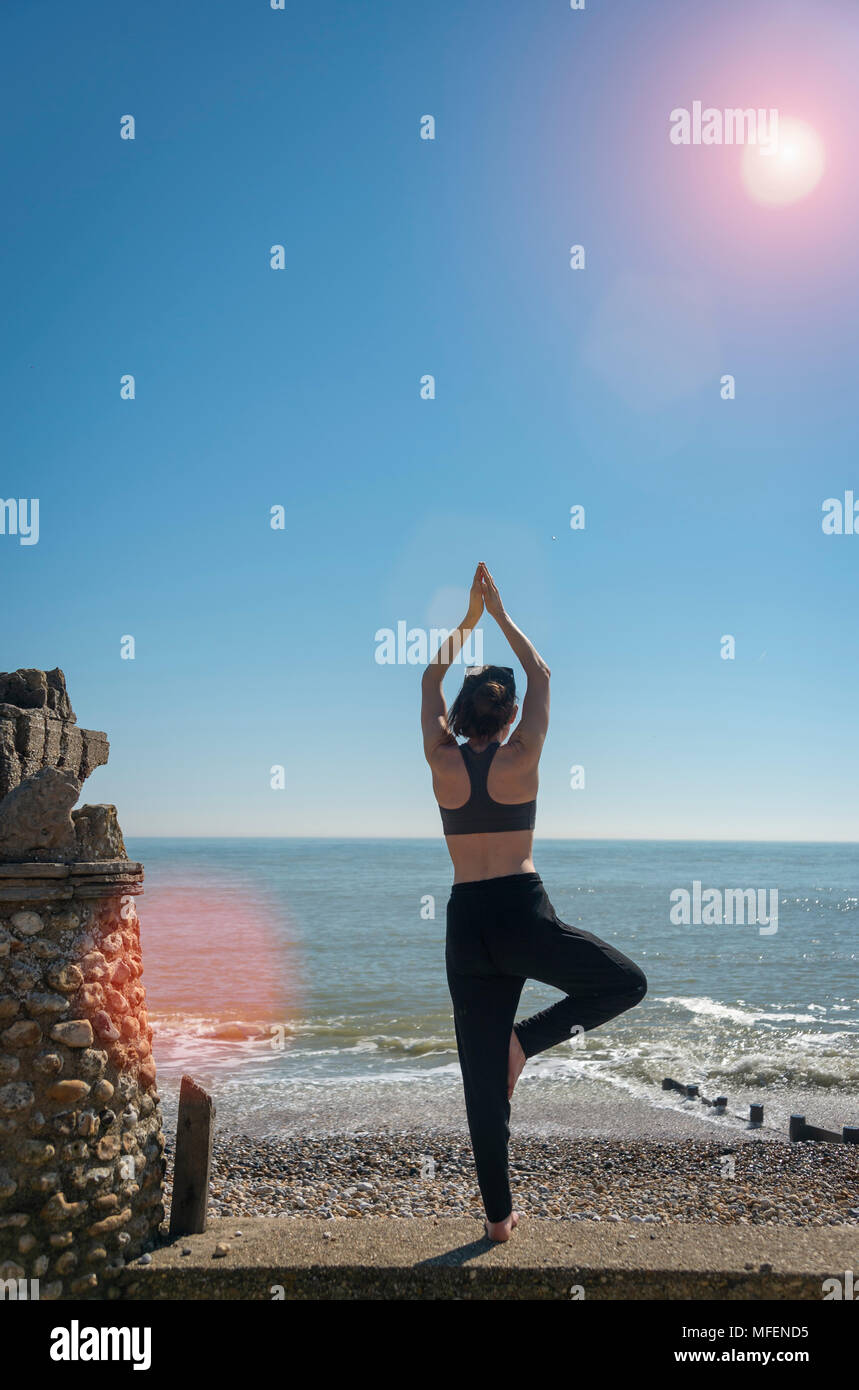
[445,872,647,1224]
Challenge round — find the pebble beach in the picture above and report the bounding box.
[162,1132,859,1229]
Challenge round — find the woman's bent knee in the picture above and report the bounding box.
[626,963,647,1002]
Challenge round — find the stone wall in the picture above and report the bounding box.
[0,669,165,1300]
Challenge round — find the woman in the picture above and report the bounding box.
[421,563,647,1241]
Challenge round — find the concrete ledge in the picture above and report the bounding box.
[115,1218,859,1300]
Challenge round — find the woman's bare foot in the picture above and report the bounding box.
[484,1211,519,1242]
[508,1028,526,1099]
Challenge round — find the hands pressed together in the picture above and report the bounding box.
[467,562,504,624]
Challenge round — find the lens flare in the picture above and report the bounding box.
[138,878,305,1076]
[742,116,825,206]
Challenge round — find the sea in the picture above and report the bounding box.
[125,838,858,1142]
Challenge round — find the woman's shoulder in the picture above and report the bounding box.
[427,735,464,768]
[495,737,542,774]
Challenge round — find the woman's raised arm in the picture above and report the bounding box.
[480,564,550,757]
[420,565,484,761]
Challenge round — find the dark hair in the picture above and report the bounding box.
[447,665,517,739]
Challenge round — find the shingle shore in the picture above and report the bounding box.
[162,1133,859,1227]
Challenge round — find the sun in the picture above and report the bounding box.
[742,116,825,206]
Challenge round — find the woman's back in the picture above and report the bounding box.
[433,736,540,884]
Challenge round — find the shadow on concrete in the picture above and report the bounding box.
[415,1236,496,1266]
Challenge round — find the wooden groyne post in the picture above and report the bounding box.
[789,1113,859,1145]
[169,1075,216,1237]
[661,1077,727,1112]
[660,1080,857,1143]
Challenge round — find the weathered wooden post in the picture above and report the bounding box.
[662,1077,695,1097]
[795,1118,841,1142]
[789,1113,806,1141]
[168,1075,215,1237]
[749,1102,764,1126]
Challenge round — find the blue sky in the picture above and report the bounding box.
[1,0,857,839]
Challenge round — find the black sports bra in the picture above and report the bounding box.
[439,741,537,836]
